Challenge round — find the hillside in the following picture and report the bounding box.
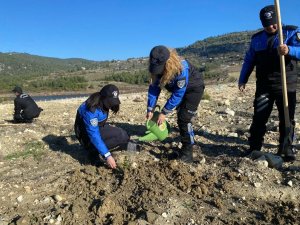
[3,28,299,94]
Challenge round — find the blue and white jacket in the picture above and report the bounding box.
[147,60,204,114]
[239,25,300,92]
[78,102,111,158]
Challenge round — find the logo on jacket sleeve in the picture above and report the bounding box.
[90,118,98,127]
[296,32,300,41]
[177,80,186,88]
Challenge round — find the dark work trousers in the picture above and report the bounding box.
[75,116,129,156]
[14,112,33,123]
[249,91,296,150]
[98,124,130,150]
[177,87,204,147]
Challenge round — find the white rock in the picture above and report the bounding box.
[255,156,268,168]
[287,180,293,187]
[57,215,62,222]
[162,212,167,218]
[54,195,63,202]
[254,182,261,188]
[131,162,138,169]
[228,133,238,138]
[224,100,230,106]
[42,197,51,204]
[17,195,23,203]
[225,108,235,117]
[200,157,206,164]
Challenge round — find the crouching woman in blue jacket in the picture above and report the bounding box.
[74,84,130,169]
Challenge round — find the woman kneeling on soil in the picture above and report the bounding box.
[74,84,132,169]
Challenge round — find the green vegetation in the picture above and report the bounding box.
[202,91,211,101]
[28,76,88,91]
[104,70,149,85]
[5,141,46,161]
[0,29,262,93]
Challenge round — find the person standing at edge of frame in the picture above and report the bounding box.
[146,45,205,163]
[238,5,300,161]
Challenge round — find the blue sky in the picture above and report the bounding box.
[0,0,299,61]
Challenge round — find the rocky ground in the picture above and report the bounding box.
[0,82,299,225]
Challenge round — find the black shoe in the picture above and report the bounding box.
[277,144,296,162]
[178,145,193,163]
[283,146,296,162]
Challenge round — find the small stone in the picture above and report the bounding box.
[200,157,206,164]
[131,162,138,169]
[276,180,281,184]
[162,212,167,218]
[24,186,31,193]
[53,195,63,202]
[57,215,62,222]
[255,156,268,168]
[254,182,261,188]
[42,197,51,204]
[287,180,293,187]
[17,195,23,203]
[224,100,230,106]
[225,108,235,117]
[228,132,238,138]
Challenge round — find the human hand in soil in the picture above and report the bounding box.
[146,112,153,120]
[106,156,117,169]
[157,113,166,125]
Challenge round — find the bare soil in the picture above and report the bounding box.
[0,82,299,225]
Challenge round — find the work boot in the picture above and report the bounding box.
[277,144,296,162]
[283,146,296,162]
[179,145,193,163]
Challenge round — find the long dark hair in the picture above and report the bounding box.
[86,92,102,112]
[86,92,119,114]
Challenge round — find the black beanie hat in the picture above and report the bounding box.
[149,45,170,75]
[260,5,277,27]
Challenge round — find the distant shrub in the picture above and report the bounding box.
[28,76,88,91]
[105,70,149,85]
